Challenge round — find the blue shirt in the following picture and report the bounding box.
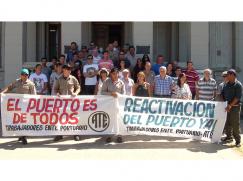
[152,63,165,75]
[154,75,173,96]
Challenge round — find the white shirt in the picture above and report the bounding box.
[122,78,134,96]
[93,55,102,65]
[29,73,48,94]
[83,64,99,85]
[172,83,192,99]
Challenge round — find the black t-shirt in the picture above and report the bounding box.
[222,79,242,104]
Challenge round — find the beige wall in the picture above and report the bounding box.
[61,22,82,54]
[133,22,153,61]
[190,22,209,69]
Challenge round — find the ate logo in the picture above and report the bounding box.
[88,111,110,132]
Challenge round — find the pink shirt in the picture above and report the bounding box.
[98,59,114,71]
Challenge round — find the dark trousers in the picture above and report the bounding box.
[85,85,96,95]
[225,105,241,142]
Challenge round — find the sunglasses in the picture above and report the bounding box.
[21,74,28,76]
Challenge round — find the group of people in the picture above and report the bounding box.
[0,40,242,147]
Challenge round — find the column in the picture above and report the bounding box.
[26,22,37,62]
[235,22,243,85]
[179,22,191,63]
[4,22,24,86]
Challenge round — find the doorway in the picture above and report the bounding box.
[92,22,124,48]
[46,23,61,60]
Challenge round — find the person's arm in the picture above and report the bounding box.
[101,79,111,96]
[53,79,59,95]
[132,84,137,96]
[82,65,89,78]
[121,82,126,95]
[73,78,81,96]
[30,84,37,95]
[0,81,16,94]
[40,75,48,95]
[226,84,242,112]
[147,83,152,97]
[195,82,199,100]
[186,84,192,100]
[94,82,99,95]
[213,82,217,100]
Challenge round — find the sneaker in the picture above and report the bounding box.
[105,137,112,143]
[74,135,80,141]
[116,136,123,143]
[21,137,28,145]
[18,137,22,142]
[236,142,241,148]
[221,137,233,143]
[54,136,63,142]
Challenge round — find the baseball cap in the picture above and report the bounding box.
[227,69,236,76]
[99,68,109,75]
[62,64,72,70]
[122,69,129,73]
[222,71,228,77]
[21,68,29,75]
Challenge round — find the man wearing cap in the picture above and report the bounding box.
[121,69,134,96]
[0,68,36,145]
[53,64,81,141]
[101,68,125,143]
[216,71,228,100]
[221,69,242,147]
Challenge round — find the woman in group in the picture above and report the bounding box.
[172,73,192,100]
[166,62,175,77]
[132,58,144,83]
[132,71,152,97]
[118,59,126,79]
[94,68,109,95]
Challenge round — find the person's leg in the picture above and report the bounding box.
[116,135,123,143]
[21,136,28,145]
[54,136,63,141]
[232,106,241,146]
[223,112,233,142]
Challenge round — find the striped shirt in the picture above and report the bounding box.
[196,78,217,100]
[154,75,173,96]
[183,69,199,94]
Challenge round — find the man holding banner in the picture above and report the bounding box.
[101,67,125,143]
[0,68,36,145]
[221,69,242,147]
[53,64,81,141]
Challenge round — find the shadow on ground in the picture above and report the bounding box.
[0,135,232,154]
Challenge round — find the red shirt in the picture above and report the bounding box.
[183,68,199,94]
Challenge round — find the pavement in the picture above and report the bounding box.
[0,135,242,160]
[0,119,243,160]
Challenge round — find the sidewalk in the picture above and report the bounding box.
[0,120,242,160]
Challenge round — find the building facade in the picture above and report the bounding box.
[0,22,243,88]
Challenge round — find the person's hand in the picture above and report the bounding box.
[111,92,118,98]
[71,92,77,97]
[56,93,60,97]
[225,105,232,112]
